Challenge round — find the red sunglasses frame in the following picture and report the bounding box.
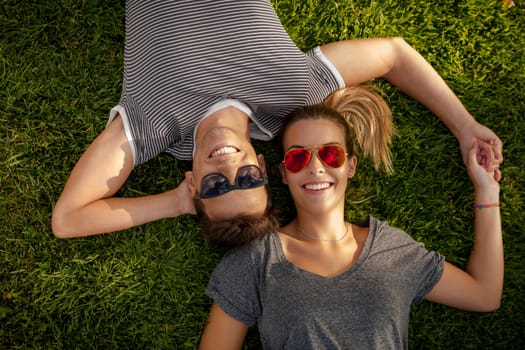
[282,145,348,173]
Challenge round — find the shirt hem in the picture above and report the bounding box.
[109,105,137,166]
[313,46,346,89]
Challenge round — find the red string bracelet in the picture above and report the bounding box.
[473,202,500,209]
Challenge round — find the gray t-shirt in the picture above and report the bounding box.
[206,216,445,349]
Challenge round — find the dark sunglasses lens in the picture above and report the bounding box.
[318,145,346,168]
[237,166,265,188]
[201,174,229,198]
[284,148,311,173]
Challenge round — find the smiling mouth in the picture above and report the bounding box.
[209,145,239,158]
[304,182,331,191]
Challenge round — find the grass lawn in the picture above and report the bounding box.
[1,0,524,348]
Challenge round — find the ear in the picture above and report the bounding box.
[185,171,197,196]
[347,155,357,178]
[257,154,268,177]
[279,162,288,185]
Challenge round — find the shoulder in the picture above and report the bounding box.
[216,232,278,271]
[367,216,413,241]
[366,216,429,253]
[206,233,278,327]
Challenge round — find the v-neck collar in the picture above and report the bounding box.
[271,216,376,283]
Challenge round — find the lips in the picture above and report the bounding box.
[209,145,239,158]
[304,182,331,191]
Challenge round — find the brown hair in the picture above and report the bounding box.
[281,84,394,173]
[194,185,280,247]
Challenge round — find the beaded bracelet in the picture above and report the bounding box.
[473,202,500,209]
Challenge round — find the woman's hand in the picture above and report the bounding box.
[466,141,502,189]
[459,122,503,181]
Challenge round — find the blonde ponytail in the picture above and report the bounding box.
[323,84,394,174]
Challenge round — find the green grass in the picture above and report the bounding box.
[1,0,523,348]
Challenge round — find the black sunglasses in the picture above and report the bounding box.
[198,165,268,199]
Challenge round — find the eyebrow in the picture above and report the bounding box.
[285,142,344,152]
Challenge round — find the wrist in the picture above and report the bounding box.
[473,202,499,209]
[169,186,196,217]
[166,188,185,217]
[453,116,477,141]
[474,189,500,205]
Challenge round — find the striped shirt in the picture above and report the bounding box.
[109,0,345,165]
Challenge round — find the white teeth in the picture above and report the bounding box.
[211,146,238,157]
[304,183,330,191]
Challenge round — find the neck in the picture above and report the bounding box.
[294,211,348,241]
[195,106,250,140]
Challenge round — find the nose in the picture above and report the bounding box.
[216,158,241,183]
[306,150,325,175]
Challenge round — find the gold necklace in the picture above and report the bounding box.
[298,223,349,242]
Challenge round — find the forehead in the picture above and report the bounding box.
[201,186,268,220]
[284,118,346,146]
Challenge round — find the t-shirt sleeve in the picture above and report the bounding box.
[205,245,261,327]
[412,248,445,304]
[374,219,445,305]
[109,94,180,166]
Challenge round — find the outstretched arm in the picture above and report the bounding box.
[425,142,503,311]
[199,302,248,350]
[51,115,196,238]
[320,38,503,173]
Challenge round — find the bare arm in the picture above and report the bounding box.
[199,303,248,350]
[425,142,503,311]
[320,38,503,171]
[51,115,195,238]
